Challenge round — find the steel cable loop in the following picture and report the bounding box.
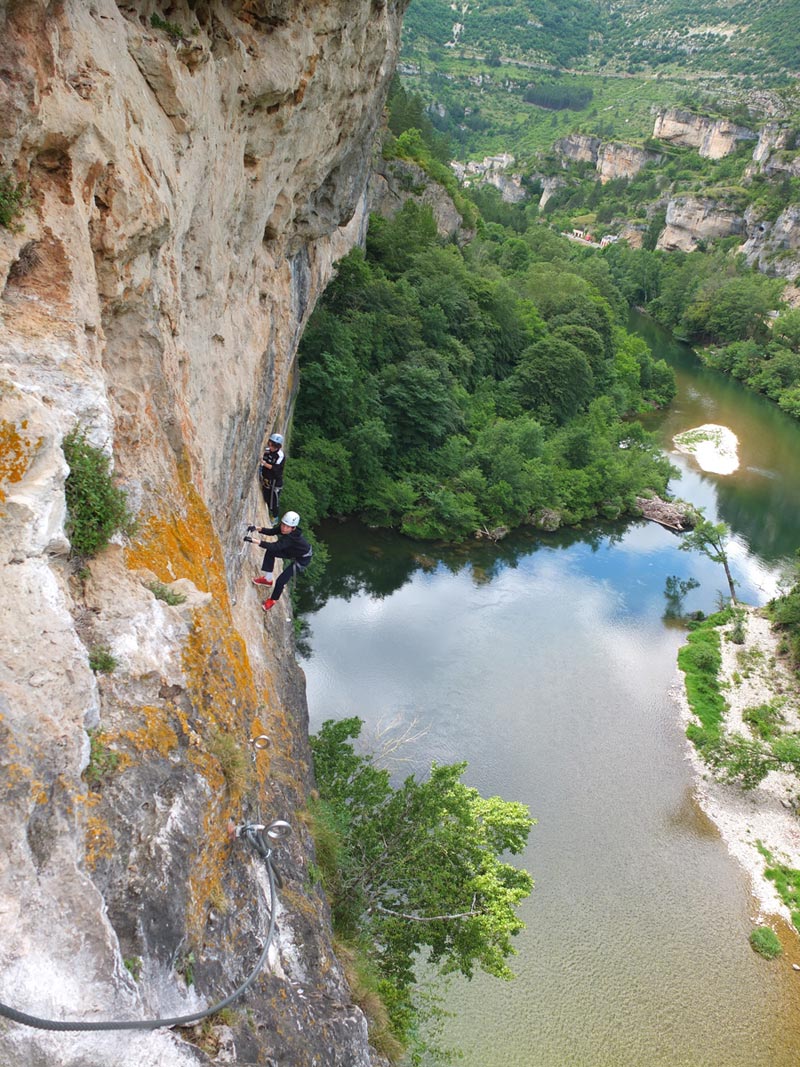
[0,833,280,1032]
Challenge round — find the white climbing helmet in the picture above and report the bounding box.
[281,511,300,528]
[268,433,284,446]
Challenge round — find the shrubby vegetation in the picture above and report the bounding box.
[523,82,594,111]
[767,553,800,669]
[603,243,800,418]
[679,585,800,797]
[749,925,782,959]
[308,717,533,1062]
[402,0,800,82]
[286,199,675,542]
[0,172,28,231]
[63,428,134,556]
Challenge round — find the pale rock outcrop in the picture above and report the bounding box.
[554,134,661,183]
[450,152,527,203]
[597,142,662,183]
[371,157,467,239]
[0,1,406,1065]
[742,204,800,281]
[538,174,567,209]
[657,196,744,252]
[653,108,757,159]
[747,123,800,179]
[554,133,601,166]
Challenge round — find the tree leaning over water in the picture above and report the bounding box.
[308,717,534,1059]
[680,511,737,604]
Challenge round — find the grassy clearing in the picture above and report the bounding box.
[677,610,729,742]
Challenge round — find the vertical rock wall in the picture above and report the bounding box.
[0,1,405,1064]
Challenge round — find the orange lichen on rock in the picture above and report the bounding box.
[85,813,115,870]
[126,469,275,930]
[119,704,179,758]
[0,417,42,503]
[126,475,230,606]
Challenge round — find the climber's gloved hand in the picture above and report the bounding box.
[247,524,256,532]
[243,535,253,543]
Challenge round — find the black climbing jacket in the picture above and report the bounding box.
[255,525,312,562]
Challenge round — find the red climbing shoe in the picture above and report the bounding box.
[262,599,277,612]
[252,576,273,586]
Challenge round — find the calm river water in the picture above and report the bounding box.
[300,313,800,1066]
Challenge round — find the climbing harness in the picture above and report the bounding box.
[0,818,291,1032]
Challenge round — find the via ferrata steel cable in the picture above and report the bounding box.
[0,822,283,1032]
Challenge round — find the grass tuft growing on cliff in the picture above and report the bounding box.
[147,579,187,606]
[207,729,253,798]
[84,729,121,786]
[63,428,135,557]
[88,645,118,674]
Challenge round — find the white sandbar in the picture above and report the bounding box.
[672,423,740,475]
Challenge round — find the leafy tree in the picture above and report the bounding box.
[513,338,594,423]
[683,275,782,344]
[309,717,534,1049]
[680,511,737,603]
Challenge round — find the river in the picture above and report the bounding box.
[299,313,800,1066]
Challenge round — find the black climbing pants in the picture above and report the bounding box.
[260,550,309,602]
[261,479,282,521]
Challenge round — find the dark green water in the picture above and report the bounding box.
[302,316,800,1066]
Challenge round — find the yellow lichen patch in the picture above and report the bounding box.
[0,418,42,503]
[118,704,179,758]
[85,813,115,870]
[186,806,233,936]
[125,468,291,933]
[126,476,230,606]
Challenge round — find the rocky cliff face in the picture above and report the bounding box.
[652,108,757,159]
[370,157,468,238]
[0,2,405,1065]
[596,142,661,184]
[742,203,800,279]
[553,134,661,183]
[657,196,745,252]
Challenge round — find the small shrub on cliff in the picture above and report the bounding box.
[150,13,187,39]
[84,729,121,786]
[88,645,118,674]
[147,580,187,606]
[0,173,28,231]
[63,428,134,557]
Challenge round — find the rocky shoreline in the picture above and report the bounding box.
[674,607,800,934]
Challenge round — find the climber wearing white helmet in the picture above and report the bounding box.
[259,432,285,519]
[243,511,313,612]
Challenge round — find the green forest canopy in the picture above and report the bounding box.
[283,201,675,544]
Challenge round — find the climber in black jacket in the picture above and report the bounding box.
[244,511,312,612]
[259,432,286,519]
